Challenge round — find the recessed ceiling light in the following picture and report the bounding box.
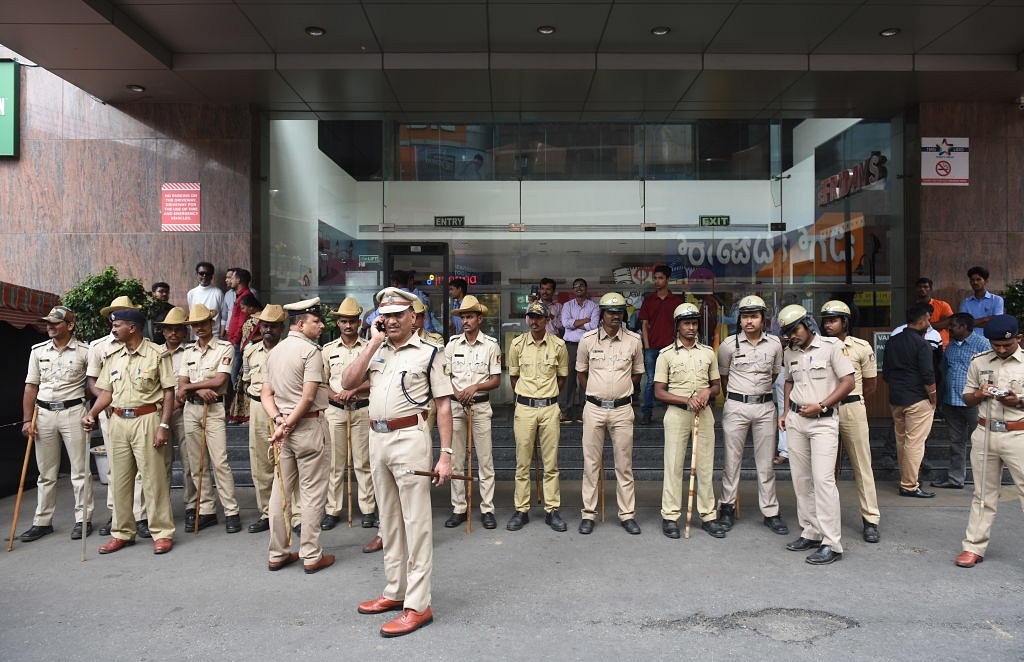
[537,25,556,36]
[879,28,900,38]
[305,26,327,37]
[651,26,671,37]
[126,84,145,93]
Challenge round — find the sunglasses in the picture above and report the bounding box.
[197,271,213,277]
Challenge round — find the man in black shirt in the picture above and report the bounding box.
[882,304,938,498]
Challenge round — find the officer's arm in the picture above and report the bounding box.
[577,369,588,392]
[181,371,228,392]
[779,379,793,430]
[22,383,39,436]
[862,376,877,399]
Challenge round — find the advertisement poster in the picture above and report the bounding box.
[921,137,969,186]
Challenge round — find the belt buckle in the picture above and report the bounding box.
[599,399,615,409]
[744,395,755,404]
[991,420,1008,433]
[49,401,65,411]
[122,408,136,419]
[371,420,389,433]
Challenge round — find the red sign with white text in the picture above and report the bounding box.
[161,183,201,231]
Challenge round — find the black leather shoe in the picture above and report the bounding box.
[621,519,641,535]
[444,511,467,528]
[135,519,152,539]
[70,522,93,540]
[930,479,964,489]
[578,519,595,534]
[717,503,735,531]
[197,514,218,531]
[184,509,196,531]
[361,513,379,528]
[899,487,936,498]
[763,515,789,535]
[702,520,727,538]
[481,512,497,529]
[320,514,340,530]
[786,536,822,551]
[506,511,529,531]
[225,515,241,534]
[862,519,880,543]
[545,509,567,532]
[662,519,680,539]
[247,518,270,533]
[98,517,112,536]
[806,545,842,565]
[19,525,54,542]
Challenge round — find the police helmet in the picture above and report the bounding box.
[737,295,768,315]
[673,302,700,321]
[778,304,811,335]
[599,292,627,313]
[820,300,851,319]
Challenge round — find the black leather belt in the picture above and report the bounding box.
[247,393,262,402]
[790,401,834,417]
[516,395,558,408]
[586,395,632,409]
[727,392,772,404]
[329,399,370,410]
[186,395,224,405]
[450,393,489,403]
[36,398,85,411]
[840,395,862,404]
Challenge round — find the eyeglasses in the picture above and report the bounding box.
[197,271,213,277]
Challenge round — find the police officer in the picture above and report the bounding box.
[954,315,1024,568]
[321,297,375,531]
[83,308,176,555]
[444,295,502,530]
[820,300,881,543]
[577,292,644,535]
[343,287,453,638]
[778,304,854,565]
[716,295,788,536]
[19,306,93,542]
[506,300,570,533]
[178,303,240,533]
[655,303,724,539]
[261,298,334,575]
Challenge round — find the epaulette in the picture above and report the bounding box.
[658,343,675,355]
[31,339,50,350]
[973,349,994,360]
[481,332,498,344]
[580,328,599,341]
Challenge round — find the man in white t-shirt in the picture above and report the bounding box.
[186,261,225,337]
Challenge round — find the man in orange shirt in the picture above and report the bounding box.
[914,277,953,348]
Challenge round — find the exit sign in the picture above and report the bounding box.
[699,215,730,227]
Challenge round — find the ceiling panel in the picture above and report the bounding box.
[122,4,271,53]
[587,70,699,104]
[51,68,202,103]
[707,3,858,53]
[239,3,379,53]
[491,69,594,103]
[363,2,488,52]
[917,5,1024,54]
[385,69,492,104]
[278,69,396,104]
[681,70,805,105]
[0,24,169,69]
[813,4,978,54]
[176,69,304,105]
[488,2,611,52]
[599,3,734,53]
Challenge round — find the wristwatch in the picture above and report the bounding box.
[818,402,828,413]
[159,422,170,430]
[440,447,454,455]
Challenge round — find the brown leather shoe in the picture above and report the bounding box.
[362,535,383,554]
[268,551,300,571]
[152,538,173,554]
[98,537,135,554]
[358,595,405,614]
[955,550,983,568]
[380,608,433,638]
[304,553,335,574]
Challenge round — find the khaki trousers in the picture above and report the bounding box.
[661,405,716,523]
[268,416,329,564]
[102,410,145,521]
[786,413,842,552]
[370,419,434,613]
[720,399,779,516]
[512,403,561,513]
[838,399,879,523]
[170,407,213,513]
[891,399,934,491]
[248,400,275,519]
[324,405,374,517]
[32,404,94,526]
[183,401,238,516]
[962,426,1024,556]
[580,401,635,521]
[108,412,174,541]
[451,401,495,514]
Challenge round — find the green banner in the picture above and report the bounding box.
[0,60,18,158]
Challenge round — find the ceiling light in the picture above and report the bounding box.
[305,26,327,37]
[126,84,146,93]
[536,25,556,36]
[651,26,671,37]
[879,28,900,38]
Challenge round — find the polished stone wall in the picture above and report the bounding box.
[0,50,254,309]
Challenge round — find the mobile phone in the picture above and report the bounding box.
[376,319,385,332]
[530,285,539,297]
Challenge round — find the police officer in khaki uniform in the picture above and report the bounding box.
[955,315,1024,568]
[19,306,93,542]
[178,303,241,533]
[261,298,334,575]
[820,300,881,543]
[321,297,375,531]
[506,300,570,532]
[655,303,725,539]
[778,304,854,565]
[241,304,289,533]
[444,295,502,530]
[716,295,788,536]
[83,308,176,555]
[577,292,644,535]
[344,287,454,638]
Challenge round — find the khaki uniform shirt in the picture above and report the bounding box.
[365,333,452,420]
[445,332,502,390]
[784,335,854,406]
[507,332,569,399]
[841,335,877,396]
[654,340,719,395]
[86,335,123,379]
[96,340,176,406]
[322,336,369,393]
[242,341,272,399]
[180,339,234,395]
[717,332,783,395]
[26,337,90,401]
[264,331,328,415]
[576,327,644,400]
[965,347,1024,424]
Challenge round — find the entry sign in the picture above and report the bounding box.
[699,215,730,227]
[0,60,19,158]
[161,183,201,231]
[434,215,465,227]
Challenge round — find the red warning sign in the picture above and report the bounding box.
[161,183,201,231]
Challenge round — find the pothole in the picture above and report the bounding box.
[643,607,858,642]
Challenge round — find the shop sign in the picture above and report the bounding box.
[359,255,380,264]
[0,60,19,158]
[816,151,887,206]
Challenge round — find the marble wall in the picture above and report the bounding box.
[0,53,255,310]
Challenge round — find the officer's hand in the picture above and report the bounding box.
[81,415,96,432]
[798,404,817,418]
[778,415,787,431]
[432,453,452,486]
[21,421,35,438]
[154,427,170,448]
[197,388,219,403]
